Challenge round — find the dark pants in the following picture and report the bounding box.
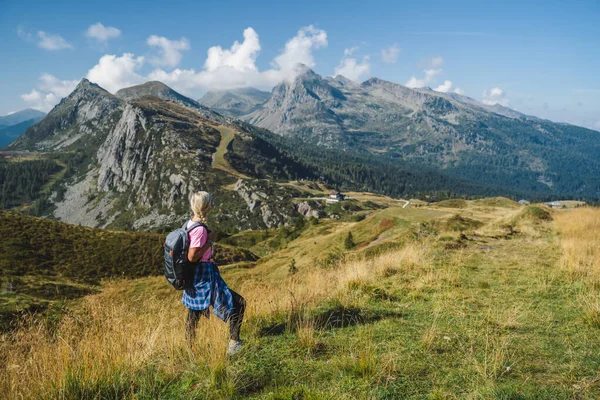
[185,290,246,343]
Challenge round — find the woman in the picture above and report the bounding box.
[183,191,246,356]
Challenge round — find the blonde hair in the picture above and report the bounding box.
[189,191,212,224]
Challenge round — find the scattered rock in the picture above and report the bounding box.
[297,201,320,219]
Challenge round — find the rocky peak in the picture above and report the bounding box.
[70,78,115,100]
[198,87,270,117]
[75,78,94,89]
[271,65,346,105]
[290,63,315,78]
[327,75,357,88]
[10,79,123,151]
[115,81,175,101]
[361,77,386,87]
[116,81,225,122]
[245,70,346,145]
[60,79,121,114]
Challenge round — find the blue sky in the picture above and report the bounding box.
[1,0,599,130]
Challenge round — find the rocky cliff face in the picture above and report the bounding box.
[234,179,299,228]
[243,69,476,151]
[296,201,321,219]
[13,80,303,232]
[245,67,346,146]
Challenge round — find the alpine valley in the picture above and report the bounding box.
[2,67,599,233]
[200,65,600,199]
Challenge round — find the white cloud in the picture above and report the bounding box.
[203,27,260,73]
[333,51,370,82]
[490,87,503,97]
[430,56,444,67]
[22,54,142,112]
[19,25,329,109]
[593,121,600,131]
[271,25,327,73]
[264,25,327,83]
[381,43,401,64]
[37,31,72,50]
[148,25,328,93]
[21,89,42,103]
[86,53,145,92]
[20,74,78,111]
[39,73,78,97]
[344,47,358,56]
[407,56,462,92]
[434,80,453,93]
[432,80,464,95]
[86,23,121,43]
[147,35,190,68]
[146,68,203,93]
[406,68,442,88]
[482,87,509,106]
[18,26,72,50]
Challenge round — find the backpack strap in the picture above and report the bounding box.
[184,220,215,261]
[183,220,211,233]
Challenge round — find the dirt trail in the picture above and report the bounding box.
[209,125,249,179]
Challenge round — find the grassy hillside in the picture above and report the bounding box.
[0,211,164,280]
[0,211,258,331]
[1,201,600,398]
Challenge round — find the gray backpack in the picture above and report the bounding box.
[163,220,207,290]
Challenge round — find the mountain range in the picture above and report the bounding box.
[199,66,600,198]
[5,68,600,233]
[199,87,270,117]
[0,108,46,147]
[8,80,320,232]
[7,77,508,232]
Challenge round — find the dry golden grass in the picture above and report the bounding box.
[0,239,434,399]
[555,207,600,335]
[555,207,600,284]
[1,284,231,398]
[5,203,596,398]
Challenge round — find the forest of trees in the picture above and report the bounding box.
[0,159,62,209]
[239,122,573,202]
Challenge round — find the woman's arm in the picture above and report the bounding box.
[188,240,212,263]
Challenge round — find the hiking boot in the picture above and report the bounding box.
[227,340,243,356]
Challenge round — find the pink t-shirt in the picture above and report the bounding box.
[187,221,213,262]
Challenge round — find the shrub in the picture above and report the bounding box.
[317,251,345,269]
[344,232,355,250]
[351,214,366,222]
[288,259,298,275]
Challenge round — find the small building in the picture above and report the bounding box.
[518,199,530,205]
[326,190,346,204]
[545,201,562,208]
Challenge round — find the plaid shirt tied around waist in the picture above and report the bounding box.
[182,262,234,322]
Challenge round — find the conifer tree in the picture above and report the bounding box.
[344,232,355,250]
